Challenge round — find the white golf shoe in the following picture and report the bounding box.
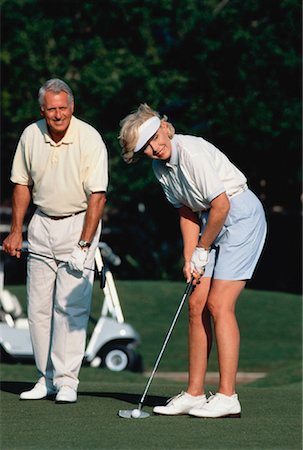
[153,391,207,416]
[189,392,241,418]
[55,386,77,404]
[20,382,56,400]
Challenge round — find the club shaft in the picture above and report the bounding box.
[138,280,193,408]
[19,249,97,274]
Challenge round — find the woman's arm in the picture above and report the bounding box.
[197,192,230,249]
[179,193,230,281]
[178,205,200,281]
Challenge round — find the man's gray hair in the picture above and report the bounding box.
[38,78,74,107]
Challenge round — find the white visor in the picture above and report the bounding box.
[134,116,161,153]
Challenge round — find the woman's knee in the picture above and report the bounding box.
[188,304,200,322]
[207,295,235,319]
[206,280,245,318]
[188,297,207,325]
[206,298,218,319]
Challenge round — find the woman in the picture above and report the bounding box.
[119,104,267,418]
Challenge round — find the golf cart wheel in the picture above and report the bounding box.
[102,345,138,372]
[0,345,13,363]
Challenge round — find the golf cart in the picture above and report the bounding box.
[0,243,143,372]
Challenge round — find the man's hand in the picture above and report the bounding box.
[2,232,23,258]
[68,245,88,273]
[2,184,32,259]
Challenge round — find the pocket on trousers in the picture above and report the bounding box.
[27,213,39,245]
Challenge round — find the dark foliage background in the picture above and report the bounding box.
[1,0,301,292]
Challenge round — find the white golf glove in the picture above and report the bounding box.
[68,245,88,273]
[190,247,209,274]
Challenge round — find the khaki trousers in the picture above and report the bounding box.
[27,210,101,390]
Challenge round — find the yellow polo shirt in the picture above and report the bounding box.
[11,116,108,216]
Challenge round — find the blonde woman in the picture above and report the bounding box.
[119,104,267,418]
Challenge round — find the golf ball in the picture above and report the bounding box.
[131,409,141,418]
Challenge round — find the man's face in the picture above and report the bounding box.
[41,91,74,140]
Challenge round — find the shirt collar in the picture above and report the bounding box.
[43,115,76,146]
[166,135,179,167]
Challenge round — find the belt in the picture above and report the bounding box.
[40,210,86,220]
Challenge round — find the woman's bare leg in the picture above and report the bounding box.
[187,277,212,396]
[207,279,246,396]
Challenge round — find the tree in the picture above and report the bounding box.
[1,0,301,280]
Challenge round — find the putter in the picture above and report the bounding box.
[118,279,194,419]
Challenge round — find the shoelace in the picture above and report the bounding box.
[207,391,215,403]
[166,391,186,405]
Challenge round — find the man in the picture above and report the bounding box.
[3,78,108,403]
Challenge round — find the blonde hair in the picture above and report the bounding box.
[119,103,175,164]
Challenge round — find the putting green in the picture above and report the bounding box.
[1,282,301,449]
[0,371,301,450]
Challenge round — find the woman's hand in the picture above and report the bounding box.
[183,247,208,284]
[183,260,192,283]
[190,247,209,274]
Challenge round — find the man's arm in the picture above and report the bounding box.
[67,191,107,273]
[2,184,32,258]
[80,192,107,243]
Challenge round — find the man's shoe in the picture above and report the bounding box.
[153,391,207,416]
[55,386,77,404]
[20,382,56,400]
[189,392,241,418]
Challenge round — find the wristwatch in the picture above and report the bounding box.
[78,240,91,249]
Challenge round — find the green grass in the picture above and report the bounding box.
[8,281,301,372]
[1,281,302,449]
[0,370,301,450]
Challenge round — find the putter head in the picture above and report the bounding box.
[118,409,150,419]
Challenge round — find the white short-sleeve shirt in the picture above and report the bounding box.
[11,116,108,216]
[152,134,247,211]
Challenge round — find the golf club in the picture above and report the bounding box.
[11,248,106,289]
[118,278,194,419]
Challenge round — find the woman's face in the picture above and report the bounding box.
[143,121,172,161]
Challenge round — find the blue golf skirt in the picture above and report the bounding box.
[202,189,267,280]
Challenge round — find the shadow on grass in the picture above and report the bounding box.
[1,381,35,394]
[78,390,168,407]
[0,381,57,401]
[0,381,168,407]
